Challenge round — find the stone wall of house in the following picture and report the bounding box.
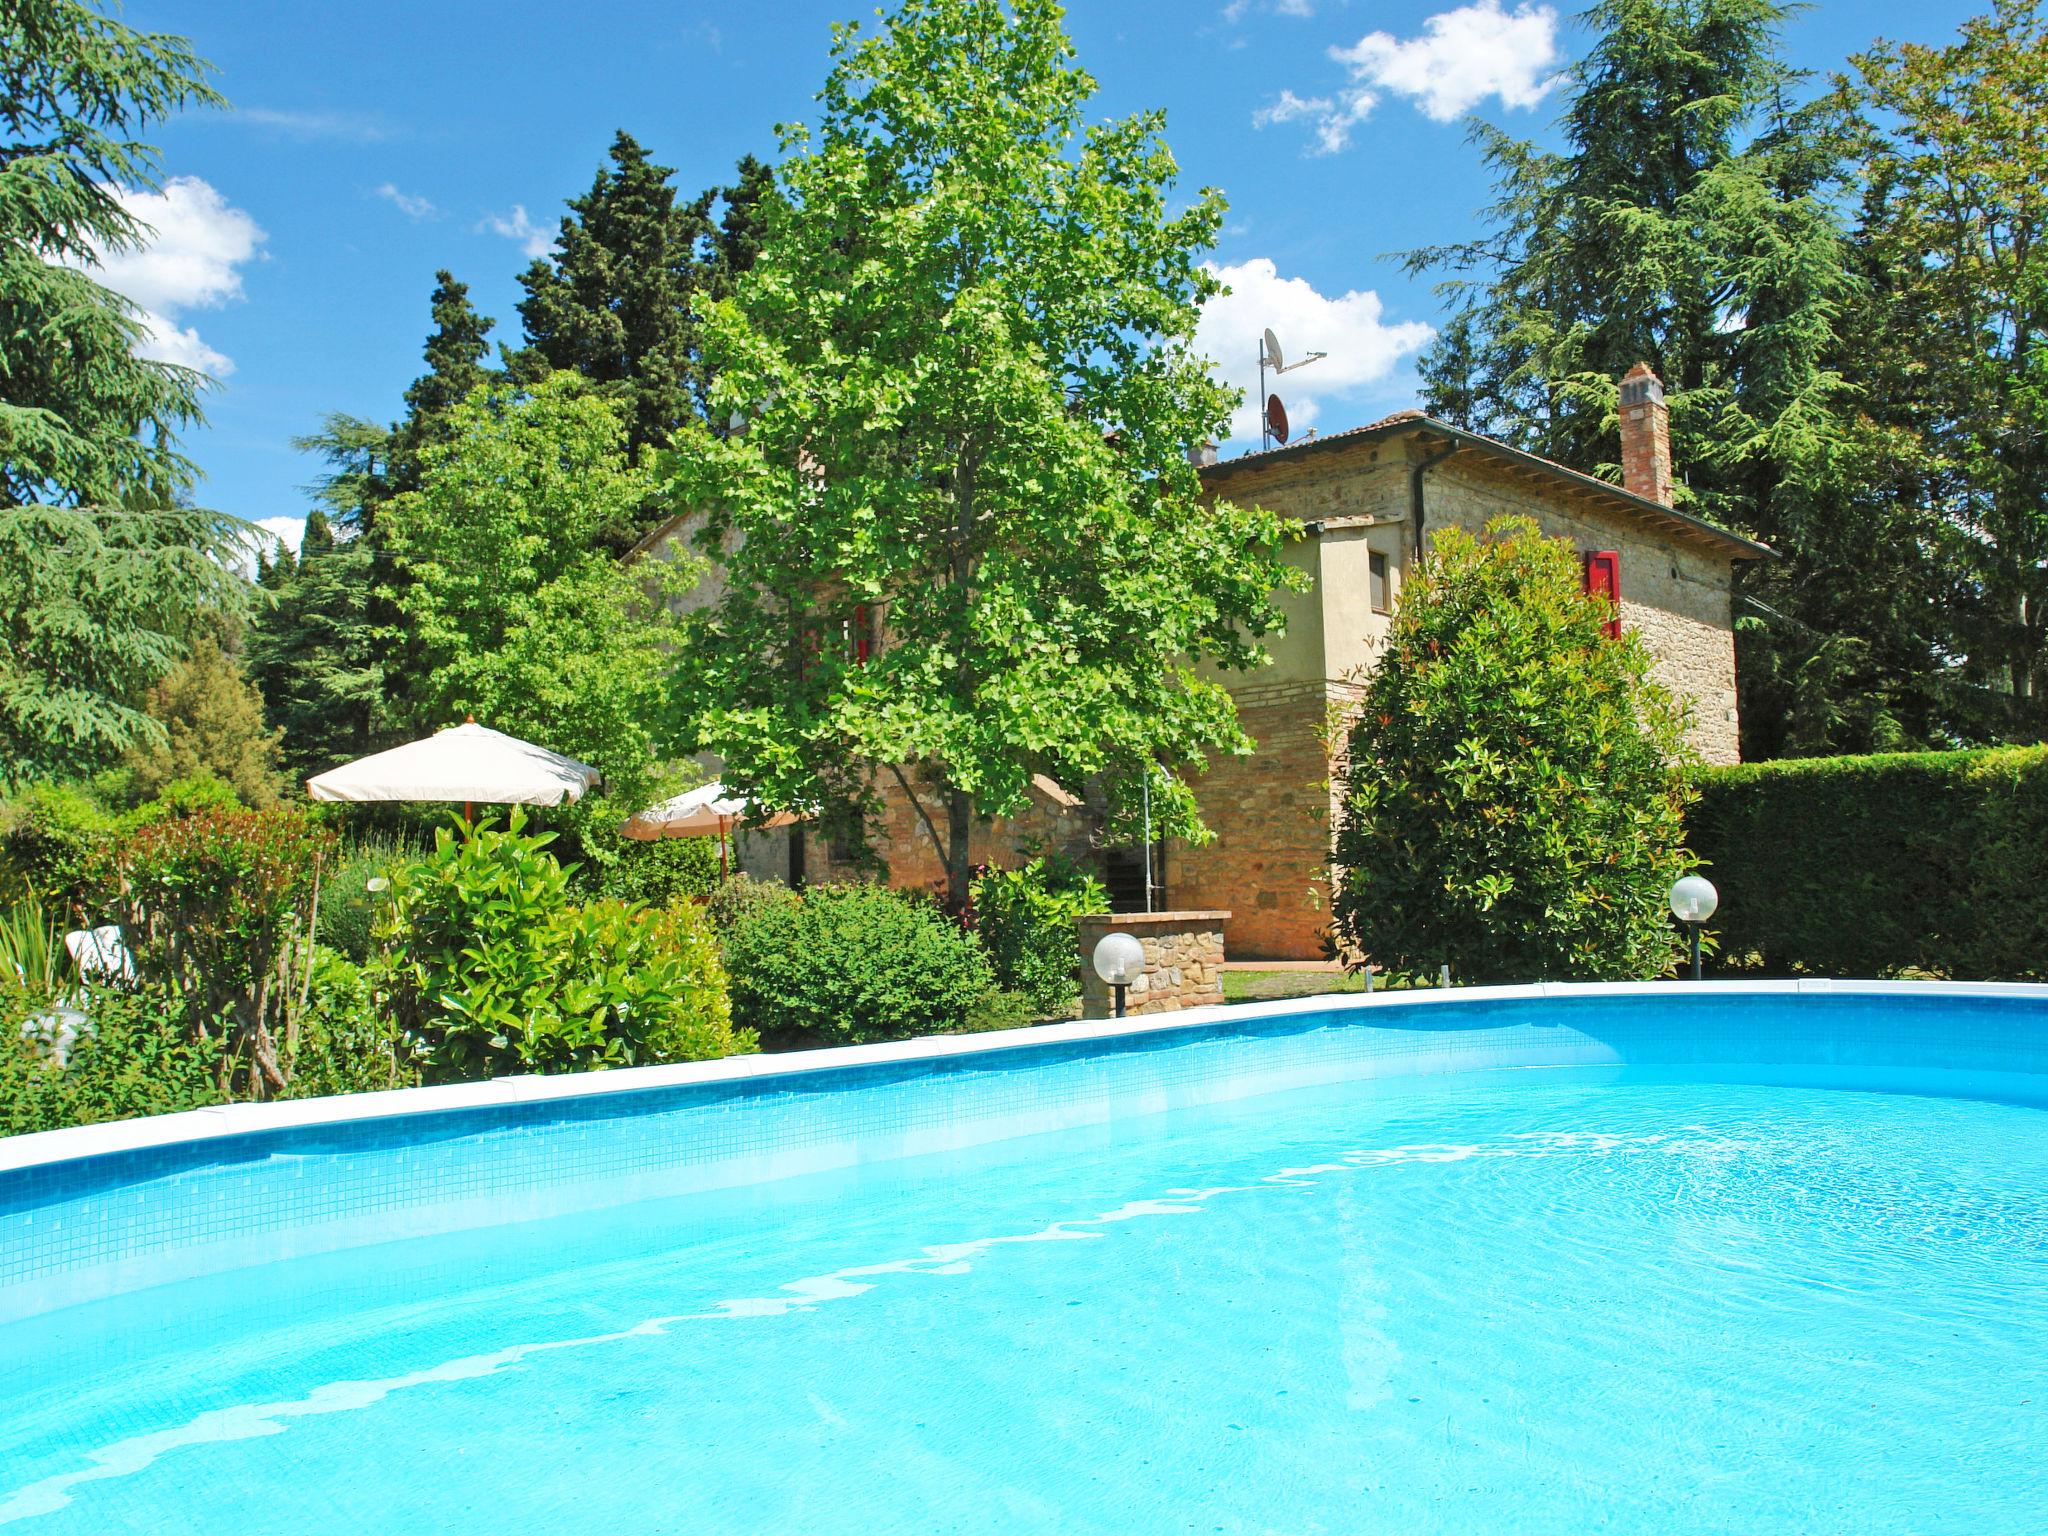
[1169,679,1339,962]
[1075,910,1228,1019]
[1414,448,1742,765]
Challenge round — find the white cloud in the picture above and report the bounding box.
[1194,258,1435,445]
[1252,85,1377,154]
[480,204,552,259]
[376,183,438,220]
[1331,1,1563,123]
[1257,1,1563,150]
[1224,0,1314,20]
[238,107,392,142]
[70,176,265,379]
[258,517,307,556]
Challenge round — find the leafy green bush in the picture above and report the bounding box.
[2,984,222,1136]
[1331,517,1699,983]
[105,807,337,1099]
[373,812,749,1081]
[286,949,418,1098]
[1688,745,2048,979]
[703,873,801,935]
[128,772,244,825]
[589,833,721,909]
[318,833,411,964]
[0,781,123,918]
[970,856,1106,1016]
[721,883,996,1046]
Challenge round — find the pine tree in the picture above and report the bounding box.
[1850,0,2048,739]
[0,1,252,780]
[245,509,385,778]
[511,137,783,533]
[1407,0,1951,756]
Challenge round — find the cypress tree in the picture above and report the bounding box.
[514,131,709,466]
[389,270,496,492]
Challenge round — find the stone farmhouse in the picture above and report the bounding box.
[644,363,1769,961]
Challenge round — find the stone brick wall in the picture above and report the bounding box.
[1075,911,1228,1019]
[1416,449,1742,765]
[1169,680,1340,962]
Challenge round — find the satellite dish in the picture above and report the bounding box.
[1267,393,1290,445]
[1263,327,1285,373]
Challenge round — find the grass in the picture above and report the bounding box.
[1221,968,1372,1005]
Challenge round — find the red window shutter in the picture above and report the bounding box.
[1583,551,1621,640]
[852,605,870,663]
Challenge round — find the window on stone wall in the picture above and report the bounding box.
[1368,549,1390,614]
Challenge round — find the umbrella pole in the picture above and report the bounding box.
[719,815,730,879]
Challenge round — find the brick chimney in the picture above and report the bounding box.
[1618,362,1672,506]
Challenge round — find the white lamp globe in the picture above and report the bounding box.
[1668,874,1719,924]
[1092,931,1146,987]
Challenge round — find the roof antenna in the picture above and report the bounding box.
[1259,327,1326,451]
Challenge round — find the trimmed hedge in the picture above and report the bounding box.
[1688,746,2048,980]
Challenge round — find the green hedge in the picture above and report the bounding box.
[1688,746,2048,980]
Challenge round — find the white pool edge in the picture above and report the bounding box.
[6,977,2045,1178]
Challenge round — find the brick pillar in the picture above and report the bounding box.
[1618,362,1672,507]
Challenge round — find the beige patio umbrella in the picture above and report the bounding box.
[306,722,602,820]
[620,780,801,876]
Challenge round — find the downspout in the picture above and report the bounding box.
[1408,438,1458,561]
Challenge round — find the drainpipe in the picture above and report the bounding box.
[1408,439,1458,561]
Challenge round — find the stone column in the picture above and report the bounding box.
[1075,911,1230,1019]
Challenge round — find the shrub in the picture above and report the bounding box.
[704,873,801,935]
[286,949,417,1098]
[1331,517,1699,984]
[970,856,1106,1016]
[104,807,337,1099]
[1687,745,2048,979]
[721,882,995,1046]
[2,983,222,1136]
[318,833,411,964]
[590,833,721,909]
[0,781,123,918]
[128,771,244,825]
[955,987,1038,1034]
[373,811,748,1081]
[121,633,285,808]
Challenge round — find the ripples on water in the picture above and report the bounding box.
[0,1072,2042,1534]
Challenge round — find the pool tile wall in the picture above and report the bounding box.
[2,983,2044,1324]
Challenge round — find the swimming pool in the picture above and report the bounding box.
[1,982,2043,1532]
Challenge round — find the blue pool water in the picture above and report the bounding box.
[0,988,2044,1532]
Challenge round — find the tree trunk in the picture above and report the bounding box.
[946,786,973,916]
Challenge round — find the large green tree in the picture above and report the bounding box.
[663,0,1297,911]
[1410,0,1951,757]
[0,1,250,781]
[1850,0,2048,739]
[381,374,689,803]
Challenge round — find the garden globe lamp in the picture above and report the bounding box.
[1668,875,1719,982]
[1092,931,1146,1018]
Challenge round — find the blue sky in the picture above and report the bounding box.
[113,0,1981,551]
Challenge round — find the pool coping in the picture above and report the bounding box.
[7,977,2046,1178]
